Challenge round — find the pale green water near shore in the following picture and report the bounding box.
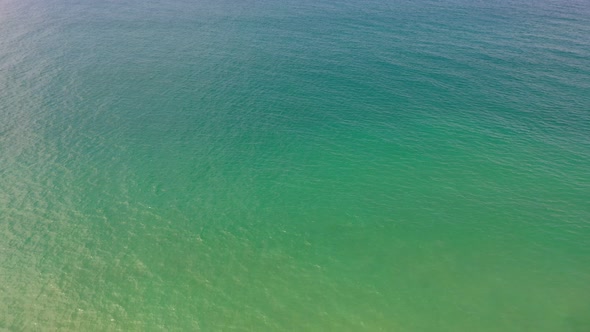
[1,0,589,330]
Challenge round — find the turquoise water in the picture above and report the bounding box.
[1,0,589,330]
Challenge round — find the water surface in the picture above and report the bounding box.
[1,0,589,330]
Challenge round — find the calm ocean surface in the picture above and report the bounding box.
[1,0,589,330]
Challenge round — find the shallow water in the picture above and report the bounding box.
[1,0,589,330]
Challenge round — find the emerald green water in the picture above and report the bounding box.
[1,0,589,330]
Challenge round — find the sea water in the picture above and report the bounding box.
[1,0,589,330]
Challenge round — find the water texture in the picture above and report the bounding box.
[1,0,589,330]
